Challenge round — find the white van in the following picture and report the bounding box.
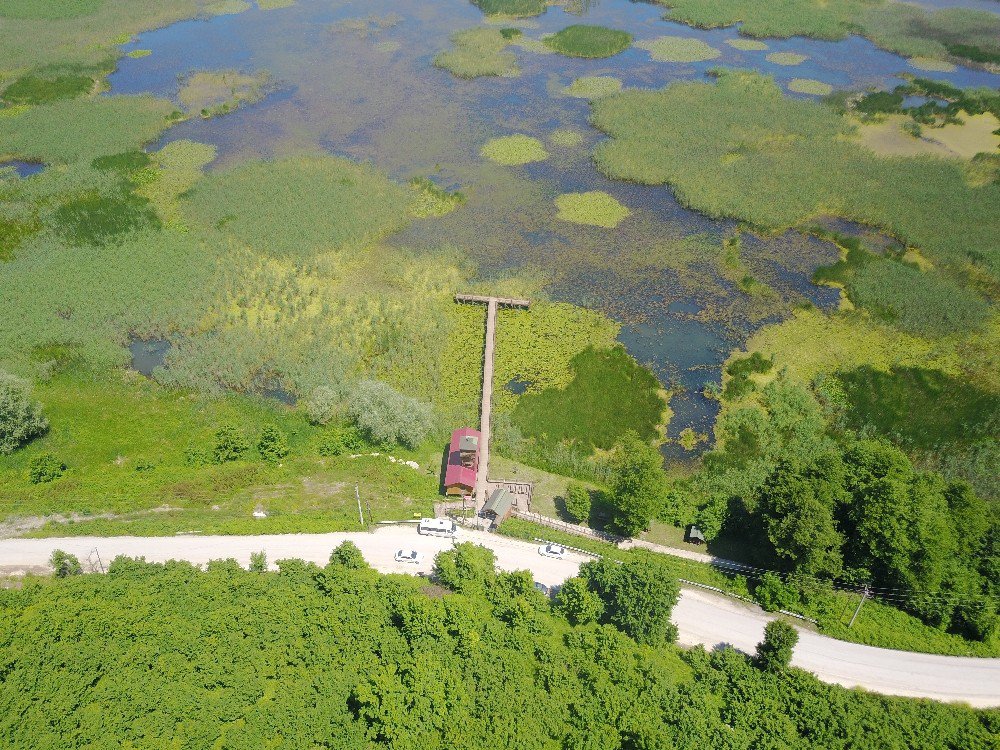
[417,518,458,538]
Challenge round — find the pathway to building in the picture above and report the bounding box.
[2,527,997,707]
[454,294,529,510]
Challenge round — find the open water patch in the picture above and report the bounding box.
[1,161,46,178]
[129,337,171,376]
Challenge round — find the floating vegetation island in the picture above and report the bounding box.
[637,36,721,62]
[480,134,549,165]
[766,52,808,66]
[564,75,623,99]
[555,191,631,228]
[788,78,833,96]
[543,24,633,58]
[434,26,520,78]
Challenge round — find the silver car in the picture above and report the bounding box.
[538,543,566,560]
[394,549,424,564]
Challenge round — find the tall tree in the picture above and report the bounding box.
[608,431,666,536]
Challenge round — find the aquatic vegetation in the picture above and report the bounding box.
[908,56,956,73]
[543,25,632,59]
[654,0,1000,67]
[725,38,768,51]
[636,36,720,63]
[677,427,706,450]
[434,27,519,78]
[555,191,630,229]
[184,155,412,260]
[550,128,584,147]
[511,345,666,451]
[206,0,251,16]
[0,95,174,163]
[52,190,160,246]
[591,70,1000,280]
[563,75,622,99]
[331,13,402,37]
[137,139,217,227]
[766,52,807,66]
[480,134,548,165]
[788,78,832,96]
[1,68,96,106]
[408,177,466,218]
[470,0,547,17]
[493,301,619,416]
[126,49,152,58]
[178,69,272,118]
[257,0,296,9]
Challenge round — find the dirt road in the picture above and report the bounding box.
[2,526,997,707]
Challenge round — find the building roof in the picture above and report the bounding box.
[444,427,481,490]
[459,434,479,452]
[483,487,513,518]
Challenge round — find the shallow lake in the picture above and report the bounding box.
[108,0,999,459]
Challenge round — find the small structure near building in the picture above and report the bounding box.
[444,427,481,496]
[685,524,706,545]
[481,486,514,527]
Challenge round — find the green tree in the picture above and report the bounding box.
[249,550,267,573]
[433,543,496,595]
[49,549,82,578]
[580,553,680,645]
[758,453,846,577]
[555,576,604,625]
[328,541,368,570]
[213,424,250,463]
[305,384,341,425]
[563,482,592,524]
[27,453,65,484]
[607,431,666,536]
[0,370,48,455]
[755,620,799,671]
[257,425,289,462]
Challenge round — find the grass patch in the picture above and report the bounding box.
[636,36,720,62]
[183,155,412,260]
[543,25,632,59]
[480,134,548,165]
[591,70,1000,281]
[52,189,160,246]
[1,69,95,106]
[434,26,519,79]
[206,0,251,16]
[408,177,466,218]
[469,0,547,17]
[511,345,665,452]
[908,56,956,73]
[554,191,630,228]
[126,48,152,58]
[549,128,584,147]
[788,78,832,96]
[726,38,768,51]
[178,69,272,118]
[563,75,622,99]
[0,0,104,20]
[0,95,174,163]
[766,52,807,66]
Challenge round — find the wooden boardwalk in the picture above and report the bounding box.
[455,293,531,509]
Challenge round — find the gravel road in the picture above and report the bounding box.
[2,526,997,707]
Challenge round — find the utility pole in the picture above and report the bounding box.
[364,496,374,529]
[355,484,364,528]
[89,548,105,574]
[848,584,870,628]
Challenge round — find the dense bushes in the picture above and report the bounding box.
[346,380,434,450]
[543,25,632,58]
[0,371,48,455]
[1,556,994,749]
[756,620,799,671]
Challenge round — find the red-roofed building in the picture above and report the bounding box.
[444,427,480,495]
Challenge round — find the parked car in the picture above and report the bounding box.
[533,581,551,597]
[538,543,566,560]
[394,549,424,564]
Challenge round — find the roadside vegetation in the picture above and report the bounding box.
[543,25,632,59]
[2,546,996,747]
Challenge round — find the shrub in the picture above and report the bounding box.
[0,371,48,455]
[305,385,341,425]
[183,443,213,467]
[433,543,496,595]
[49,549,82,578]
[544,25,632,58]
[554,577,604,625]
[754,573,800,613]
[257,425,289,462]
[755,620,799,671]
[346,380,434,450]
[563,482,592,524]
[28,453,65,484]
[213,424,250,463]
[249,551,267,573]
[328,541,368,570]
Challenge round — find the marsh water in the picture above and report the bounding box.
[108,0,1000,458]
